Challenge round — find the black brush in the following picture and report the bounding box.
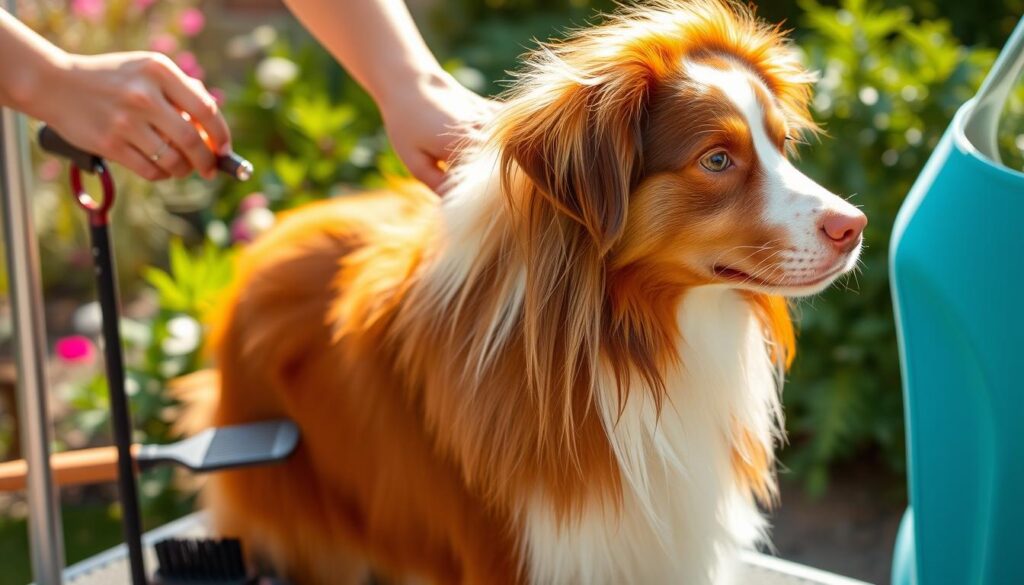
[154,537,247,584]
[154,538,291,585]
[136,419,300,473]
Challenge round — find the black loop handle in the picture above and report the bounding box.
[38,125,104,174]
[38,125,117,224]
[69,161,116,226]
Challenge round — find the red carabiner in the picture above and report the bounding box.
[69,161,116,227]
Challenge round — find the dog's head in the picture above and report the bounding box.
[495,0,865,298]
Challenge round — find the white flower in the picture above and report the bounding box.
[206,219,229,247]
[858,86,879,107]
[256,57,299,92]
[349,144,374,168]
[251,25,278,50]
[242,207,276,240]
[162,315,201,356]
[72,301,103,335]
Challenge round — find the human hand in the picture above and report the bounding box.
[36,51,230,181]
[377,70,498,193]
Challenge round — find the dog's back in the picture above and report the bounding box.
[182,185,521,584]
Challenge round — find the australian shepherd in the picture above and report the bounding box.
[180,1,866,583]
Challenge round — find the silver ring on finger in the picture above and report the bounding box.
[149,141,170,163]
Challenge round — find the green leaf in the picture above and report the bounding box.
[273,154,308,189]
[143,268,189,312]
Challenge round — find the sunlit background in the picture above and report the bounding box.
[1,0,1022,583]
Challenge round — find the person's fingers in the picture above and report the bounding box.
[110,141,170,181]
[157,66,231,155]
[405,150,447,193]
[128,125,190,178]
[148,96,216,178]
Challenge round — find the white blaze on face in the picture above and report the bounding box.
[684,60,862,294]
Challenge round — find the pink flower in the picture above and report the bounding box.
[179,8,205,37]
[231,208,275,244]
[55,335,96,364]
[238,193,269,213]
[71,0,105,22]
[174,51,205,81]
[230,217,251,244]
[149,34,178,55]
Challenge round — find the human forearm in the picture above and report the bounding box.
[281,0,443,106]
[282,0,497,191]
[0,8,68,116]
[1,8,231,180]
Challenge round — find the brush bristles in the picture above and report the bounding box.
[154,537,247,584]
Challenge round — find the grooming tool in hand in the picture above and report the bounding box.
[38,125,253,180]
[216,151,253,181]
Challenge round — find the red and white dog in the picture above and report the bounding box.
[181,1,866,583]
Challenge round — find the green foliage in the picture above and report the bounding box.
[780,0,1021,492]
[0,504,123,585]
[215,33,405,222]
[66,241,231,423]
[0,499,193,585]
[59,241,234,523]
[144,239,234,318]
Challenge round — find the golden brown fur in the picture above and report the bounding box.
[180,2,821,583]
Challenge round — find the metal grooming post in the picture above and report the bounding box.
[0,1,66,583]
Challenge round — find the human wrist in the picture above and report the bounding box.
[13,48,73,123]
[370,58,448,112]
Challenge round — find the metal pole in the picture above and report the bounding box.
[0,2,66,582]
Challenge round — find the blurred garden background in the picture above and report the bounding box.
[1,0,1022,583]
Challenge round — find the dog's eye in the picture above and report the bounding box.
[700,151,731,172]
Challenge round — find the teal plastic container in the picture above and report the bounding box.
[890,17,1024,585]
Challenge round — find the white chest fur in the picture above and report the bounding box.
[522,287,781,585]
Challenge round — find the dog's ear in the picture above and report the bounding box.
[497,59,652,253]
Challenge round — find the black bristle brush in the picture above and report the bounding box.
[155,537,293,584]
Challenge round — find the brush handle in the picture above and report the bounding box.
[0,445,140,492]
[38,126,104,173]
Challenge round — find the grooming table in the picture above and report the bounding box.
[60,512,872,585]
